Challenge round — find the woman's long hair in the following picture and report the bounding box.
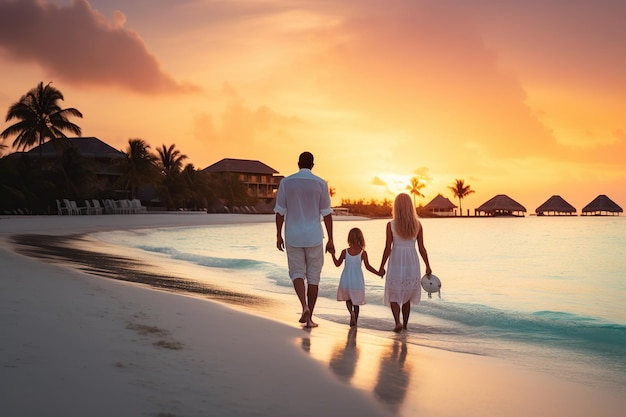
[392,193,419,239]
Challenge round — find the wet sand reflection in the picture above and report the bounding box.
[373,338,411,413]
[329,327,359,382]
[303,325,413,414]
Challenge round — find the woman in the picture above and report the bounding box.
[379,193,433,332]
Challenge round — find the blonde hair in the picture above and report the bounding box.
[392,193,419,239]
[347,228,366,250]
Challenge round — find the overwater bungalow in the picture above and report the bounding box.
[535,195,577,216]
[423,194,457,216]
[581,195,623,216]
[475,194,526,217]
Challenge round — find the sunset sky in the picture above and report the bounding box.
[1,0,625,212]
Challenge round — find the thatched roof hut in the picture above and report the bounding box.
[535,195,577,216]
[581,195,623,216]
[476,194,526,217]
[423,194,457,216]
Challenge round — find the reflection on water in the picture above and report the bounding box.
[373,338,411,413]
[329,327,359,382]
[301,327,413,414]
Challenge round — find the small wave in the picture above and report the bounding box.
[136,245,269,270]
[419,302,626,359]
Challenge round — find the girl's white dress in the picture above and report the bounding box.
[337,250,367,305]
[383,220,422,306]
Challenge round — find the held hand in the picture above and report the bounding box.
[325,240,335,255]
[379,267,385,278]
[276,235,285,252]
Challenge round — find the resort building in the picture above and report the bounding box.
[423,194,457,216]
[6,136,125,192]
[535,195,577,216]
[475,194,527,217]
[581,195,623,216]
[202,158,282,200]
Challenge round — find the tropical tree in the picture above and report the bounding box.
[0,82,82,157]
[51,146,96,199]
[156,143,188,209]
[115,138,159,199]
[179,163,214,210]
[216,172,251,211]
[326,181,336,198]
[406,176,425,207]
[448,179,475,216]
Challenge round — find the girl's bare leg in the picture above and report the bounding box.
[354,305,360,325]
[347,300,356,326]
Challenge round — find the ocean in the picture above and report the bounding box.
[94,215,626,393]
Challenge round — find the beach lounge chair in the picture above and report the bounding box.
[69,200,87,215]
[117,199,132,214]
[84,200,94,215]
[91,199,104,215]
[56,199,71,215]
[63,199,80,215]
[103,199,121,214]
[130,199,147,213]
[85,200,103,215]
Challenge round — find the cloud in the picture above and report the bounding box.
[193,89,303,159]
[371,176,387,187]
[0,0,200,94]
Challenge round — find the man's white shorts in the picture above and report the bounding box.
[285,244,324,285]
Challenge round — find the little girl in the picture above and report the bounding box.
[331,228,381,326]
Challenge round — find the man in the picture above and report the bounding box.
[275,151,334,328]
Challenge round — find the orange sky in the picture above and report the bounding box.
[1,0,625,212]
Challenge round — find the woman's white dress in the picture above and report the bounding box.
[337,250,367,305]
[383,221,422,306]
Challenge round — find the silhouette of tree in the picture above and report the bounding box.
[327,181,336,198]
[115,138,160,199]
[156,143,187,209]
[179,163,214,210]
[448,179,475,216]
[0,82,82,158]
[406,176,425,207]
[216,173,250,211]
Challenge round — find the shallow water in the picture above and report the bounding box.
[94,215,626,393]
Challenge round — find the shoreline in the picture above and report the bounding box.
[1,214,625,417]
[0,214,391,417]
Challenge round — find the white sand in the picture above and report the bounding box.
[1,213,624,417]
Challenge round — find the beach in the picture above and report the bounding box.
[1,213,624,417]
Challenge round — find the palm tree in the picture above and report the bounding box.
[115,138,159,199]
[326,181,336,198]
[0,82,82,156]
[406,176,425,207]
[179,163,214,210]
[156,143,187,209]
[157,143,187,177]
[448,179,475,216]
[216,172,250,211]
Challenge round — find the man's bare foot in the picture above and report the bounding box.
[393,324,403,333]
[299,307,310,323]
[305,319,319,328]
[349,311,356,327]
